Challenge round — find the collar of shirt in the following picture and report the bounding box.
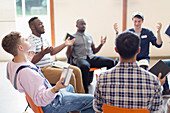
[75,31,85,36]
[30,34,43,41]
[117,62,139,68]
[30,34,41,38]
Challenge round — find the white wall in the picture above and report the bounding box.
[0,0,169,61]
[54,0,170,58]
[0,0,16,61]
[127,0,170,57]
[54,0,122,58]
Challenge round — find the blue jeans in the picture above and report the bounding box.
[42,84,95,113]
[162,59,170,90]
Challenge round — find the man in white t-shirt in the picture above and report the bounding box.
[28,17,85,93]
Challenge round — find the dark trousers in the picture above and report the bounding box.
[76,56,114,93]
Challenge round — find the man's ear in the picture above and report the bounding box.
[17,45,23,51]
[137,47,141,54]
[30,24,35,30]
[115,47,118,53]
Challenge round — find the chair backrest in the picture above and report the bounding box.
[25,92,44,113]
[103,104,149,113]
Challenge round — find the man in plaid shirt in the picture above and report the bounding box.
[93,31,164,113]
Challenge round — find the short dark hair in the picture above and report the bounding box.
[132,12,144,21]
[28,17,38,27]
[115,31,140,59]
[133,15,144,20]
[1,32,21,56]
[76,18,84,25]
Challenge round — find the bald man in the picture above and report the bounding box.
[66,19,114,93]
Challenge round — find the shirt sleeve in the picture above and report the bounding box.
[18,68,57,106]
[93,78,103,112]
[149,30,162,48]
[90,36,94,45]
[150,80,164,113]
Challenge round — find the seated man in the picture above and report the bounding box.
[66,19,114,93]
[93,31,164,113]
[2,31,95,113]
[113,12,163,69]
[28,17,84,93]
[113,12,170,95]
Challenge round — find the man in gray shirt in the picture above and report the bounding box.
[66,19,114,93]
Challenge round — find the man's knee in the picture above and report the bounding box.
[67,84,75,93]
[70,65,81,73]
[79,64,90,70]
[70,73,76,89]
[70,73,76,80]
[104,58,115,68]
[110,59,115,66]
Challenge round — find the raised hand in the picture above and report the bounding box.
[101,36,107,45]
[156,22,162,33]
[41,45,53,55]
[113,23,119,34]
[65,37,76,46]
[158,73,166,86]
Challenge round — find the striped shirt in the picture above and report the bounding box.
[28,34,53,68]
[93,62,164,113]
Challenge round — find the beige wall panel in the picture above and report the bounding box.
[0,0,16,61]
[0,0,16,21]
[54,0,122,58]
[54,0,170,58]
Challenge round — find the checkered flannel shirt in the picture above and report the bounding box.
[93,62,164,113]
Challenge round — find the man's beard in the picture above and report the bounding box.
[37,30,45,34]
[79,29,85,33]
